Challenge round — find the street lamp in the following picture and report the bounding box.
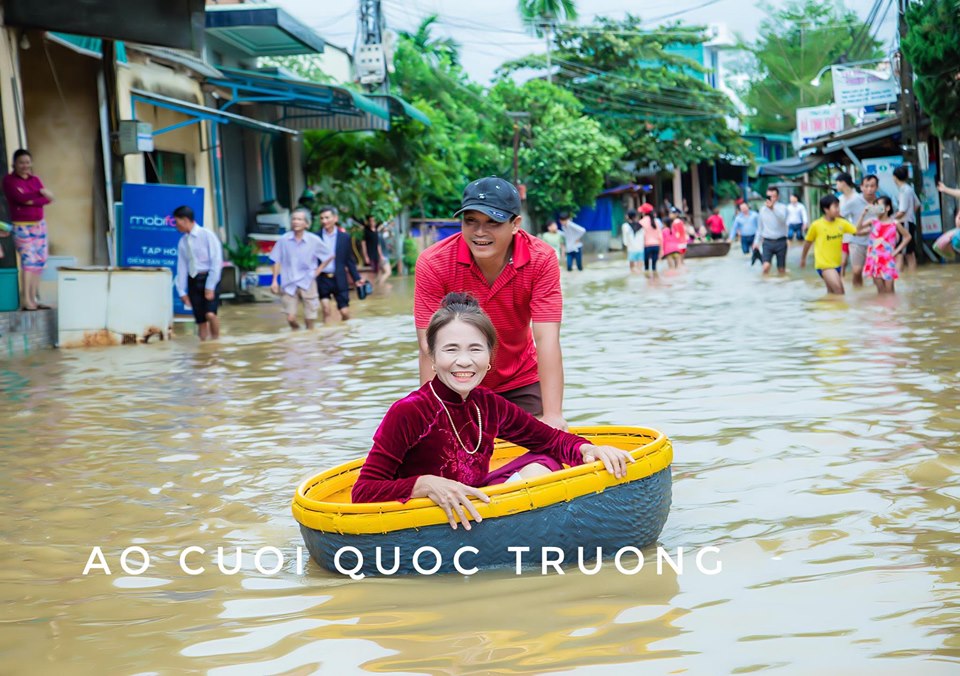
[809,58,892,87]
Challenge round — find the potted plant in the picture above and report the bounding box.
[224,236,260,291]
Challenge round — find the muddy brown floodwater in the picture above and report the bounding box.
[1,249,958,675]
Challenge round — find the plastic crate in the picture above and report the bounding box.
[0,268,20,311]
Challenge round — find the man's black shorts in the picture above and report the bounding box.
[497,381,543,417]
[761,237,788,269]
[317,273,349,309]
[187,273,220,324]
[904,222,918,255]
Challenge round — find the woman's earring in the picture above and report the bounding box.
[431,364,436,371]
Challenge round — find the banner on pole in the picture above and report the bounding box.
[832,64,898,109]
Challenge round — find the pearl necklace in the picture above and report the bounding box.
[429,382,483,455]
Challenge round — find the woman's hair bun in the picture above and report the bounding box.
[441,292,479,309]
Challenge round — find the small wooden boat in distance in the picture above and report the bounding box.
[684,241,731,258]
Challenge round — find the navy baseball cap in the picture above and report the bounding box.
[453,177,522,222]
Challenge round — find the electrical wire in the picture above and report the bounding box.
[560,76,729,115]
[552,57,733,101]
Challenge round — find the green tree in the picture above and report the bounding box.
[739,0,881,134]
[400,14,460,66]
[518,0,579,83]
[312,164,401,226]
[902,0,960,139]
[304,19,509,219]
[518,0,579,29]
[501,15,749,169]
[490,78,623,224]
[257,55,332,83]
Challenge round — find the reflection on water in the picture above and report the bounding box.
[1,252,959,674]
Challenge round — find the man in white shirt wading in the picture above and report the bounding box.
[893,165,921,272]
[559,212,586,271]
[756,186,790,275]
[835,172,870,287]
[174,205,224,341]
[786,193,809,242]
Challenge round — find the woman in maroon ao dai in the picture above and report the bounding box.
[352,293,633,530]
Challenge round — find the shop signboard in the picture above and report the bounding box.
[832,64,898,108]
[119,183,205,314]
[796,105,844,145]
[861,156,941,238]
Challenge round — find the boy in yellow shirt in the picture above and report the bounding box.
[800,195,860,295]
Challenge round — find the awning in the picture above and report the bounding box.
[207,67,406,133]
[757,155,827,177]
[205,5,325,57]
[126,44,222,79]
[130,89,297,136]
[45,32,128,62]
[369,95,432,126]
[799,116,902,154]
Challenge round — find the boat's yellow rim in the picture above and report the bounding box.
[293,426,672,535]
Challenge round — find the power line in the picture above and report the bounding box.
[563,82,729,119]
[645,0,726,23]
[561,75,729,113]
[552,57,733,100]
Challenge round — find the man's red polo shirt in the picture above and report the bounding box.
[414,230,562,393]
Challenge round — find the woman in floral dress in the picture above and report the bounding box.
[859,196,911,294]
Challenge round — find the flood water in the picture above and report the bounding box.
[2,247,958,674]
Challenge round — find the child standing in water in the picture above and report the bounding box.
[640,204,662,273]
[539,220,564,262]
[860,196,910,294]
[621,209,645,274]
[660,210,688,269]
[800,195,858,295]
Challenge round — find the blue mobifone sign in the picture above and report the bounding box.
[120,183,205,315]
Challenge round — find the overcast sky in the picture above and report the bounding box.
[280,0,898,84]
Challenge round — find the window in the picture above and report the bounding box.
[145,151,188,185]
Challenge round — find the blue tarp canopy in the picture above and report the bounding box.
[575,197,615,232]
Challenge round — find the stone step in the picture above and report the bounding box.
[0,309,57,358]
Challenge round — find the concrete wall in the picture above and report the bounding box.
[0,308,56,358]
[117,59,217,234]
[0,24,27,174]
[18,34,100,264]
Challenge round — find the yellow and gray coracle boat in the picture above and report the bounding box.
[292,426,673,575]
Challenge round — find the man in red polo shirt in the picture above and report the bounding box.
[414,176,568,430]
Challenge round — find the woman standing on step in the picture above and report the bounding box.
[2,149,53,310]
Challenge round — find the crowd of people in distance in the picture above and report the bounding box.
[726,168,926,296]
[536,166,944,298]
[171,204,376,339]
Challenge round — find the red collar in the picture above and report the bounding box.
[455,231,531,268]
[427,376,476,405]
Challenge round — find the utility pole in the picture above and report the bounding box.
[897,0,924,261]
[545,23,553,84]
[506,112,530,186]
[357,0,389,94]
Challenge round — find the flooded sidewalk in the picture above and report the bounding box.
[1,251,958,674]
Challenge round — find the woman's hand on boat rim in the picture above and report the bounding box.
[580,444,635,479]
[413,475,491,530]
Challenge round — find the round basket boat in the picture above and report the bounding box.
[292,426,673,575]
